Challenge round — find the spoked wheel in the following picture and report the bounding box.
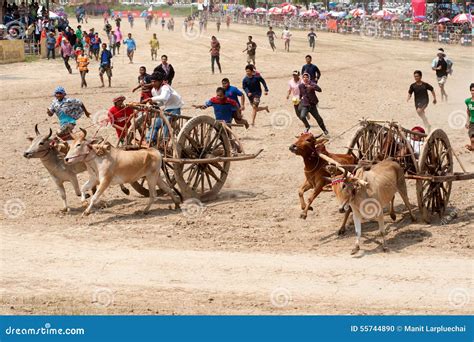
[173,116,231,202]
[416,129,453,223]
[347,122,386,162]
[129,110,178,197]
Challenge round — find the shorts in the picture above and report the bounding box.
[415,101,428,110]
[99,65,112,77]
[437,76,447,85]
[247,54,255,64]
[127,49,134,56]
[469,123,474,138]
[57,123,75,139]
[248,95,260,106]
[233,108,243,121]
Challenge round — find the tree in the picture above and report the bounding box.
[292,0,310,10]
[243,0,256,9]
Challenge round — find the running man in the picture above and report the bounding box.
[267,26,276,51]
[216,17,221,32]
[299,73,329,135]
[123,33,136,63]
[150,33,159,61]
[47,86,91,139]
[242,64,269,126]
[287,71,307,129]
[76,48,89,88]
[308,28,317,52]
[222,78,249,128]
[431,48,451,102]
[301,55,321,81]
[407,70,437,134]
[99,43,113,88]
[210,36,222,74]
[90,32,101,61]
[465,83,474,151]
[132,66,153,103]
[281,26,292,52]
[243,36,257,66]
[60,38,73,74]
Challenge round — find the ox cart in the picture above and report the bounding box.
[343,120,474,223]
[116,103,263,202]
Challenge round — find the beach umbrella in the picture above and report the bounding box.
[300,9,319,17]
[452,13,472,24]
[413,15,426,22]
[437,17,450,23]
[254,8,267,14]
[350,8,365,17]
[268,7,282,15]
[243,7,254,14]
[375,9,393,18]
[319,13,328,20]
[281,4,296,14]
[279,2,291,7]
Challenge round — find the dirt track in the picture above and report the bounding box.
[0,18,472,314]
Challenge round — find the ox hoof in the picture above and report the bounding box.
[338,227,346,236]
[308,206,313,211]
[142,210,149,215]
[390,213,396,221]
[299,213,307,220]
[81,201,89,208]
[383,246,389,253]
[350,246,360,255]
[410,215,417,223]
[60,208,70,213]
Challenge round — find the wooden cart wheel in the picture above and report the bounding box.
[173,116,231,202]
[347,122,386,161]
[129,111,179,197]
[416,129,453,223]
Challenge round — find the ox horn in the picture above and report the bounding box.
[47,128,52,139]
[35,124,40,136]
[79,128,87,138]
[314,133,323,139]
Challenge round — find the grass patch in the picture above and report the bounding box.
[25,55,41,63]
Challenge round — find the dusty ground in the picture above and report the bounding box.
[0,18,473,315]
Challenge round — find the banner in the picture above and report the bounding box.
[412,0,426,18]
[0,316,471,341]
[327,18,338,31]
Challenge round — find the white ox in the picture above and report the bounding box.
[327,160,416,254]
[64,129,180,216]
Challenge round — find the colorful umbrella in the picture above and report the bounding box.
[374,9,393,18]
[437,17,450,23]
[243,7,254,14]
[268,7,282,15]
[452,13,472,24]
[281,4,296,14]
[350,8,365,17]
[254,8,267,14]
[300,9,319,17]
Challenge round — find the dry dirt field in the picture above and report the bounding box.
[0,17,473,315]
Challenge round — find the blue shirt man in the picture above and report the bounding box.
[193,87,238,124]
[301,55,321,81]
[222,78,246,109]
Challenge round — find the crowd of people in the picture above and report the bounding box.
[41,7,473,155]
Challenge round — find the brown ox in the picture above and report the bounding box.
[326,160,416,254]
[64,129,180,216]
[289,132,357,234]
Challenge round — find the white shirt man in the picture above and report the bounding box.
[150,82,183,113]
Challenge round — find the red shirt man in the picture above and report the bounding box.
[108,96,134,139]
